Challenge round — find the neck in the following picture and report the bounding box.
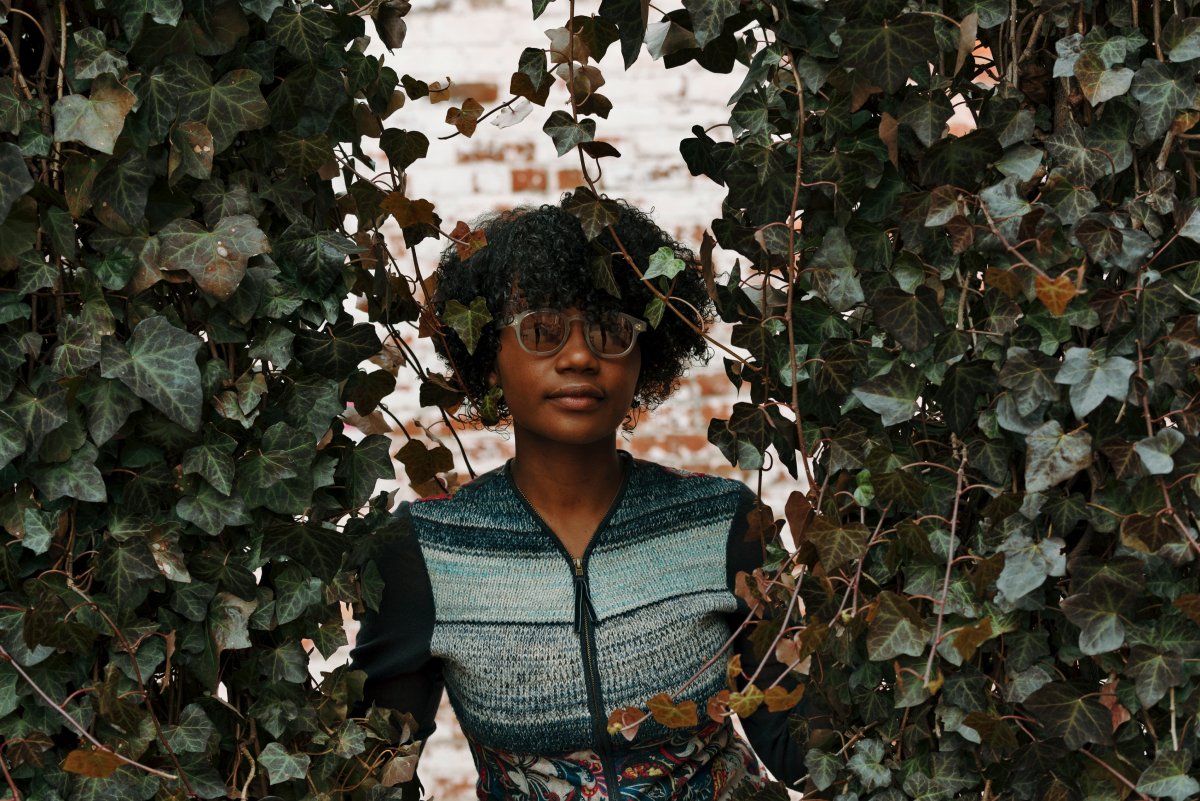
[509,434,624,512]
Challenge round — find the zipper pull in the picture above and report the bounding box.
[572,557,599,634]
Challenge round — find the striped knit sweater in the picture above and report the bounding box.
[351,456,804,800]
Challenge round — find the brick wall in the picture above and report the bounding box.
[337,2,807,795]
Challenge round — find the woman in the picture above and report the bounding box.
[350,198,804,799]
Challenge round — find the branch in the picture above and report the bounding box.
[923,441,968,686]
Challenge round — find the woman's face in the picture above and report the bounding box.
[489,306,641,450]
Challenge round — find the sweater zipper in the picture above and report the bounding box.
[573,555,620,797]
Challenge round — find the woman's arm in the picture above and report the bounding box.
[725,485,807,787]
[350,503,443,748]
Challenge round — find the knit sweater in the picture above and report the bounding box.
[350,455,804,799]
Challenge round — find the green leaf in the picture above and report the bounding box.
[1041,172,1097,225]
[1060,582,1129,655]
[543,110,595,156]
[1163,17,1200,62]
[52,75,136,155]
[335,434,394,506]
[176,57,269,153]
[1023,681,1111,749]
[20,509,55,555]
[73,28,128,80]
[262,641,309,682]
[266,4,337,62]
[1130,59,1197,139]
[867,591,931,660]
[937,360,996,434]
[30,442,106,502]
[100,316,203,431]
[847,738,891,790]
[1025,420,1092,493]
[378,129,429,171]
[1074,51,1133,106]
[79,376,141,446]
[262,522,345,581]
[274,564,323,625]
[898,91,954,148]
[998,348,1060,415]
[51,316,102,377]
[210,591,256,654]
[919,131,1003,189]
[870,286,946,352]
[112,0,183,39]
[1053,347,1135,418]
[643,246,687,281]
[0,143,33,226]
[176,480,251,536]
[258,742,310,785]
[182,432,237,495]
[1125,645,1183,707]
[158,214,269,301]
[806,517,870,572]
[1134,427,1184,475]
[853,363,924,426]
[805,749,841,792]
[562,187,621,240]
[101,536,161,608]
[1135,750,1200,801]
[163,704,215,753]
[682,0,738,48]
[996,532,1066,603]
[442,298,492,356]
[809,228,864,312]
[840,16,938,93]
[92,150,154,229]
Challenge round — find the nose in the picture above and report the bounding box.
[555,318,598,370]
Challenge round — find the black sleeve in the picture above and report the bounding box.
[725,484,807,787]
[350,502,444,743]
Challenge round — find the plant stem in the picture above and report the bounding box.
[924,442,968,686]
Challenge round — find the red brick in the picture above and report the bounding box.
[449,81,500,103]
[511,168,548,192]
[556,168,586,189]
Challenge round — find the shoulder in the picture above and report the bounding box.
[406,465,511,524]
[632,458,753,506]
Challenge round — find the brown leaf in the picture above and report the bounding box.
[950,617,993,661]
[784,490,814,545]
[744,498,780,543]
[606,706,643,740]
[445,98,484,137]
[380,752,419,786]
[646,692,698,728]
[764,684,805,713]
[984,266,1023,298]
[729,684,764,717]
[1173,594,1200,625]
[733,570,766,618]
[449,220,487,261]
[1097,678,1131,732]
[726,654,743,690]
[706,689,731,723]
[63,748,121,779]
[700,230,717,302]
[946,214,975,254]
[879,112,899,168]
[955,13,979,75]
[1099,439,1143,480]
[380,193,437,228]
[1120,512,1181,554]
[545,26,591,64]
[1035,273,1076,316]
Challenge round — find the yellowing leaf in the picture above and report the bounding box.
[1035,273,1077,316]
[52,75,137,155]
[729,683,764,717]
[606,706,643,740]
[62,748,121,778]
[706,689,730,723]
[646,692,698,728]
[764,684,805,713]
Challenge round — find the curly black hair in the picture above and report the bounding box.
[432,196,714,426]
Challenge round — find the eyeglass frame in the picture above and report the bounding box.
[500,308,648,359]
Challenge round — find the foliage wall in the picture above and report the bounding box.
[0,0,451,798]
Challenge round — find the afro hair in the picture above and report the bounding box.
[431,196,714,426]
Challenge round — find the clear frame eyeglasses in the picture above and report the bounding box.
[502,309,647,359]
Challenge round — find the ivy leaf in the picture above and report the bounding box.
[806,517,870,571]
[101,536,160,608]
[870,286,946,351]
[73,28,128,80]
[853,363,924,426]
[1059,582,1129,655]
[646,692,698,728]
[163,704,215,753]
[840,16,938,93]
[1054,347,1135,418]
[263,522,345,581]
[29,442,106,502]
[898,92,953,147]
[643,247,687,281]
[92,150,154,230]
[806,749,841,791]
[52,75,137,155]
[1074,52,1133,106]
[998,348,1060,415]
[378,129,429,171]
[158,214,269,301]
[78,377,141,446]
[1130,59,1196,139]
[1023,681,1112,749]
[176,57,269,153]
[182,434,237,496]
[996,532,1066,603]
[682,0,738,48]
[266,4,337,62]
[0,143,34,226]
[335,434,395,506]
[543,110,595,156]
[1025,420,1092,493]
[176,481,251,536]
[1133,427,1184,475]
[441,298,492,356]
[847,739,891,790]
[1125,645,1183,707]
[867,591,931,660]
[936,360,996,434]
[258,742,310,785]
[1135,750,1200,801]
[101,317,202,431]
[274,564,323,625]
[113,0,183,40]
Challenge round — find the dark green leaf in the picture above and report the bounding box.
[176,57,269,153]
[867,591,931,660]
[853,363,924,426]
[840,16,939,93]
[1135,750,1199,801]
[335,434,394,505]
[266,4,336,62]
[29,442,105,502]
[1125,645,1183,707]
[441,298,492,357]
[806,517,870,571]
[543,110,595,156]
[1130,59,1196,139]
[1025,420,1092,492]
[870,286,946,351]
[163,704,215,753]
[263,522,345,581]
[100,316,203,431]
[0,143,33,226]
[378,129,429,171]
[562,187,620,240]
[182,433,237,496]
[52,75,137,155]
[1023,681,1112,749]
[998,348,1060,415]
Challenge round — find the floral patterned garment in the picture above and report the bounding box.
[466,719,768,801]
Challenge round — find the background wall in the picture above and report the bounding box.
[333,1,806,794]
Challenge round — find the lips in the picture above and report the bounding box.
[546,384,605,409]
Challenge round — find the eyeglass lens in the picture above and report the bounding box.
[518,311,636,356]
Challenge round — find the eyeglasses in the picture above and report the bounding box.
[502,309,647,359]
